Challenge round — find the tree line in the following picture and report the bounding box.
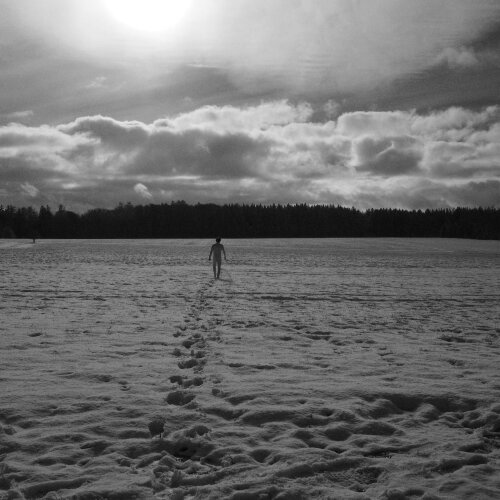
[0,202,499,239]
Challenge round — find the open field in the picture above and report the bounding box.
[1,238,499,499]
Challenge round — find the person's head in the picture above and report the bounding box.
[216,237,221,243]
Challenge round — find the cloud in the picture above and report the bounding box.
[155,100,313,133]
[134,183,153,200]
[194,0,500,94]
[20,182,39,197]
[323,100,341,120]
[338,111,411,137]
[6,0,500,97]
[1,110,34,123]
[0,101,499,210]
[425,140,500,179]
[59,115,149,149]
[0,123,95,171]
[434,47,480,69]
[129,129,273,180]
[432,44,500,73]
[411,106,500,139]
[352,136,422,177]
[448,180,500,207]
[85,76,108,89]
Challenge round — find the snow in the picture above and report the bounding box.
[0,238,499,499]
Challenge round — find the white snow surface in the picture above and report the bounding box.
[0,238,499,500]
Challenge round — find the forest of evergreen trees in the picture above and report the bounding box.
[0,202,499,240]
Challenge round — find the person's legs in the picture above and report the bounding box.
[212,260,217,278]
[216,261,221,279]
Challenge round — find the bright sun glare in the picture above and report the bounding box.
[105,0,191,33]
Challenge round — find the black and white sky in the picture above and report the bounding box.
[1,0,500,210]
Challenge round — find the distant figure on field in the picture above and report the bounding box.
[208,237,226,279]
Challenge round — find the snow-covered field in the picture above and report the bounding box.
[1,238,499,500]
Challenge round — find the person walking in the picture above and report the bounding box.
[208,237,227,279]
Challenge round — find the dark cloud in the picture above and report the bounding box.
[356,148,422,177]
[59,116,149,149]
[200,133,272,179]
[130,130,272,179]
[448,179,500,207]
[353,136,422,177]
[431,161,499,179]
[0,156,71,183]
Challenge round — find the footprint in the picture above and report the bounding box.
[182,339,195,349]
[166,391,196,406]
[185,424,210,437]
[212,388,226,397]
[178,358,199,369]
[169,375,185,385]
[183,377,204,388]
[226,394,257,405]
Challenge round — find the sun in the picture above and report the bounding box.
[105,0,191,34]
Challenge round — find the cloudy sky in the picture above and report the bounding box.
[1,0,500,211]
